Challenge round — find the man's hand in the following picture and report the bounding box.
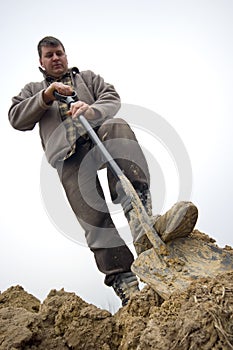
[68,101,95,120]
[43,82,73,104]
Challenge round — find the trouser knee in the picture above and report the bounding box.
[98,118,136,141]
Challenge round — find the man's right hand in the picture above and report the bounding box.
[43,82,73,104]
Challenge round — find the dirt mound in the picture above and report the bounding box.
[1,231,233,350]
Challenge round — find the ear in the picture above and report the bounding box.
[39,58,44,68]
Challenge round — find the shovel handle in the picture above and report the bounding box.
[78,115,124,179]
[53,90,124,180]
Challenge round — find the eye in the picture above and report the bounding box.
[56,51,65,57]
[45,53,53,58]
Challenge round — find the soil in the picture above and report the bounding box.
[1,230,233,350]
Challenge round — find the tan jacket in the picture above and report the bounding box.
[8,68,121,167]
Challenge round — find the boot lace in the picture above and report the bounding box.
[112,272,139,306]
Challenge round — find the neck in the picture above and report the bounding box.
[39,67,70,81]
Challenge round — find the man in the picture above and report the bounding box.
[9,36,198,306]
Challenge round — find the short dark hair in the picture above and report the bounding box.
[37,36,65,58]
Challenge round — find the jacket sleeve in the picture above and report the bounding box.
[80,70,121,126]
[8,83,51,131]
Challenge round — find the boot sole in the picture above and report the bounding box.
[155,202,198,242]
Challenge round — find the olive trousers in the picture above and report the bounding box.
[56,118,150,286]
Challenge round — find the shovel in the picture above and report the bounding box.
[54,90,233,300]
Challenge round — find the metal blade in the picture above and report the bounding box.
[132,237,233,299]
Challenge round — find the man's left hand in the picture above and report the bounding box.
[68,101,95,120]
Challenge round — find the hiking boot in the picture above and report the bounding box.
[134,201,198,255]
[154,201,198,242]
[112,271,139,306]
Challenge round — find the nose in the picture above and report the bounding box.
[52,53,59,60]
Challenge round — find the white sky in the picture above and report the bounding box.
[1,0,233,312]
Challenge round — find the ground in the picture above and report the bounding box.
[0,230,233,350]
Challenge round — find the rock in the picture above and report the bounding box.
[0,285,40,313]
[42,288,112,349]
[0,307,42,350]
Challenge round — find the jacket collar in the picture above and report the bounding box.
[39,66,80,83]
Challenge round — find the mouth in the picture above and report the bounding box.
[53,63,63,69]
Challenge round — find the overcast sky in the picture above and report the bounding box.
[1,0,233,312]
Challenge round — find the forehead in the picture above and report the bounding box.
[41,44,65,55]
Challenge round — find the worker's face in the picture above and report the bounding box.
[39,45,68,78]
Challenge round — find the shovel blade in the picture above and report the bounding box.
[132,236,233,300]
